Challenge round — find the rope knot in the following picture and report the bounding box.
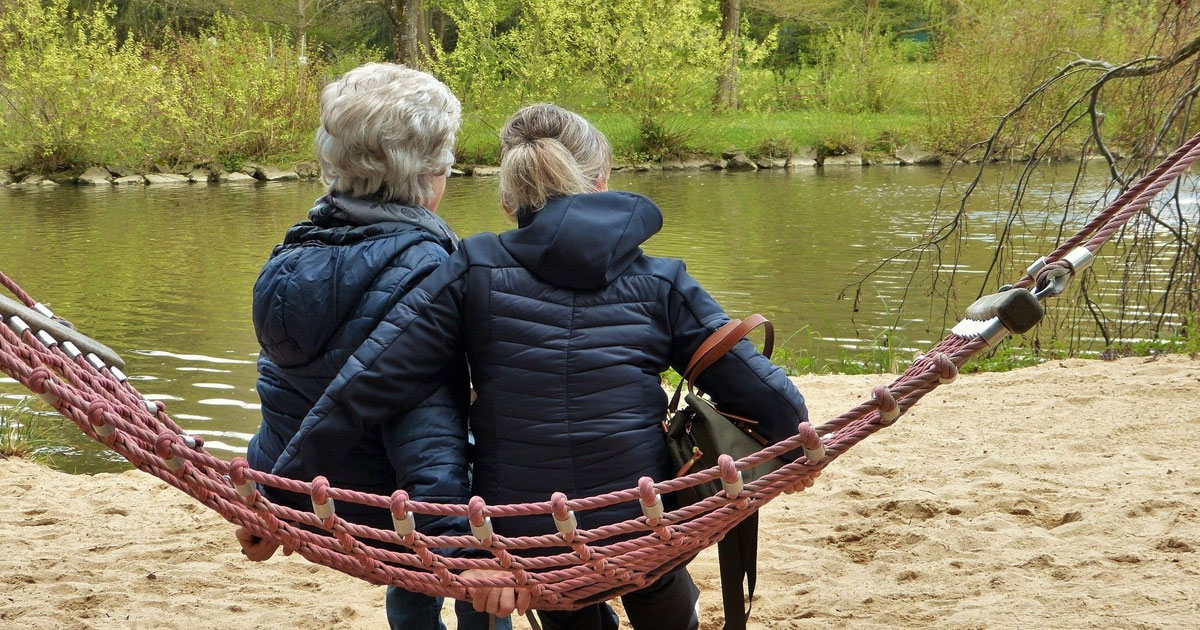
[550,491,578,537]
[717,454,745,500]
[468,496,486,527]
[228,458,257,499]
[310,476,330,506]
[154,431,176,460]
[798,423,826,464]
[86,399,110,426]
[638,477,664,520]
[550,492,570,522]
[155,431,186,472]
[873,385,900,425]
[718,454,738,483]
[468,496,494,541]
[390,490,410,520]
[932,352,958,384]
[798,423,821,451]
[390,490,416,537]
[637,477,657,508]
[27,366,53,395]
[310,476,335,522]
[228,458,248,485]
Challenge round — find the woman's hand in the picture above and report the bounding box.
[235,526,279,562]
[461,569,531,618]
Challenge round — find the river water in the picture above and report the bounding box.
[0,165,1190,471]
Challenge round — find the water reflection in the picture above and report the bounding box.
[0,165,1191,472]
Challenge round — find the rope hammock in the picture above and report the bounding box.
[2,131,1199,612]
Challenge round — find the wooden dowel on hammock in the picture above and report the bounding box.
[0,293,125,369]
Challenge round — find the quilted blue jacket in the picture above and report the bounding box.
[275,191,808,540]
[248,193,471,539]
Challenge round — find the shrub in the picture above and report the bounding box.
[926,0,1165,152]
[636,116,692,160]
[0,398,48,460]
[814,18,903,114]
[428,0,725,117]
[754,135,794,158]
[162,16,327,166]
[0,0,180,170]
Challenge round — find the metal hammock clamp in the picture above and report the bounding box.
[952,246,1096,346]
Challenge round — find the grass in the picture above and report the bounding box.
[457,109,928,165]
[0,397,51,461]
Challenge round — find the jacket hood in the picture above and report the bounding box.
[253,195,456,367]
[283,193,459,250]
[498,191,663,290]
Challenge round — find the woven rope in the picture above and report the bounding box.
[1,132,1197,610]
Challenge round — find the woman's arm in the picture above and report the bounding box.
[667,262,809,446]
[272,251,471,482]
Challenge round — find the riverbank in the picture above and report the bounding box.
[0,142,1098,190]
[3,355,1197,629]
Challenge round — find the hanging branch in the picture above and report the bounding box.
[844,5,1200,353]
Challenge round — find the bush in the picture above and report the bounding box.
[428,0,725,117]
[162,16,328,165]
[636,116,691,160]
[0,0,180,170]
[814,19,903,114]
[0,398,48,460]
[926,1,1164,152]
[0,2,333,172]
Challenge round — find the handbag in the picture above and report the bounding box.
[662,314,787,630]
[664,314,786,506]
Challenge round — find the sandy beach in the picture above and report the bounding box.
[2,355,1198,629]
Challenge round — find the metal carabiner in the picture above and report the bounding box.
[1032,265,1073,300]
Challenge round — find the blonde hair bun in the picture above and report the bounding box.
[499,104,612,214]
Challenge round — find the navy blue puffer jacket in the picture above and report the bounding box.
[249,193,471,538]
[275,191,808,541]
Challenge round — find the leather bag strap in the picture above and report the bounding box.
[717,513,759,630]
[686,314,774,384]
[668,315,774,413]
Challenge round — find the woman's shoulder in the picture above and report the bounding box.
[626,252,689,281]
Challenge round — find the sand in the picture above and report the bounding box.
[1,355,1198,629]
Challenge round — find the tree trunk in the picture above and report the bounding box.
[419,6,432,61]
[392,0,423,68]
[715,0,740,111]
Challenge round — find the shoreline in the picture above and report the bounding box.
[0,146,1108,190]
[3,355,1198,629]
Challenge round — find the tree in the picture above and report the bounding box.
[714,0,740,110]
[380,0,425,66]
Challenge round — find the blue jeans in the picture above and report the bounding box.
[386,587,513,630]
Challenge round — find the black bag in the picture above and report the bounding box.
[662,315,787,630]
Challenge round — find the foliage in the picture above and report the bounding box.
[925,0,1164,151]
[0,0,179,170]
[161,15,327,165]
[428,0,727,116]
[0,398,50,461]
[0,1,329,171]
[815,16,904,114]
[754,135,794,158]
[960,339,1049,374]
[635,116,693,160]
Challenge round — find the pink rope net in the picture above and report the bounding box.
[1,131,1198,610]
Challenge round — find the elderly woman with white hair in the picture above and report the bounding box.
[236,62,508,630]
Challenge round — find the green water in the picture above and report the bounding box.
[0,166,1177,471]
